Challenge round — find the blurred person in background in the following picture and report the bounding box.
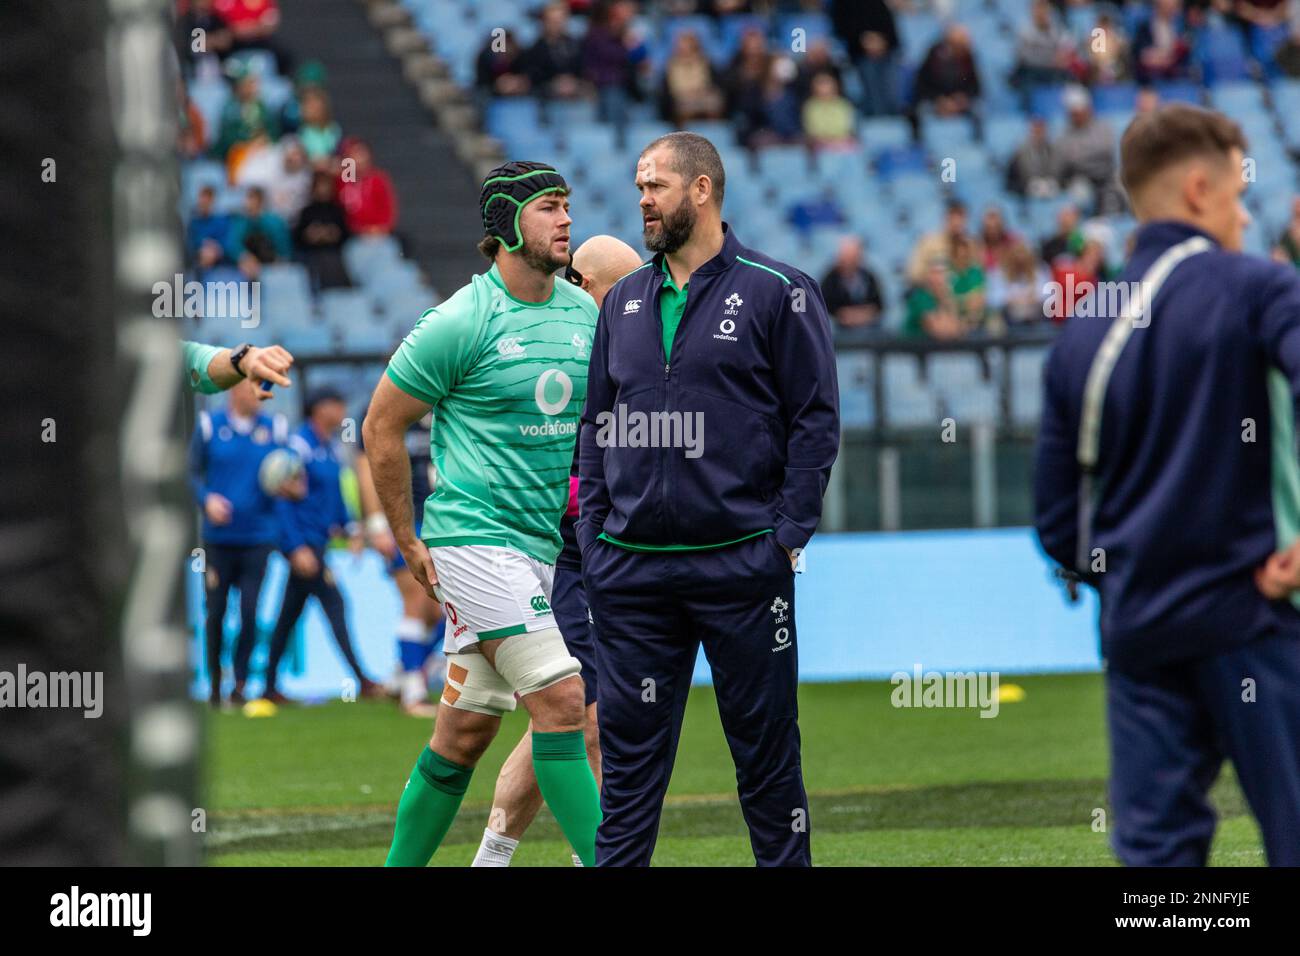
[802,71,856,150]
[908,198,969,284]
[1048,237,1106,322]
[1276,195,1300,267]
[296,87,342,167]
[1082,10,1131,85]
[235,134,312,227]
[294,170,352,289]
[659,30,725,125]
[950,235,989,329]
[178,81,209,158]
[820,235,884,330]
[1134,0,1191,84]
[215,0,290,73]
[262,387,381,704]
[913,23,981,118]
[583,0,644,131]
[905,258,965,340]
[521,1,585,102]
[1011,0,1078,103]
[177,0,234,69]
[830,0,899,116]
[794,38,844,104]
[189,378,293,707]
[987,239,1050,327]
[1056,85,1120,213]
[337,139,398,237]
[215,66,279,174]
[1041,202,1084,266]
[475,26,530,115]
[188,184,232,274]
[724,27,773,146]
[1007,116,1062,198]
[226,185,291,277]
[978,205,1018,272]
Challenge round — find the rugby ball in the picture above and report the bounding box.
[258,448,303,496]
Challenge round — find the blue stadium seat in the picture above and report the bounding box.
[874,146,929,181]
[1196,24,1251,85]
[883,354,940,428]
[858,116,913,151]
[188,78,230,136]
[1010,347,1048,426]
[982,114,1029,161]
[279,325,336,357]
[342,236,402,284]
[485,98,542,140]
[1092,84,1138,116]
[756,144,811,183]
[319,288,375,329]
[836,353,876,430]
[1153,81,1203,105]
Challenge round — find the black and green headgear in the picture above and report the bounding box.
[479,160,569,253]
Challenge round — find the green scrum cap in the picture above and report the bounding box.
[479,160,569,252]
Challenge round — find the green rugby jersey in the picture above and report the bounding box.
[385,263,598,564]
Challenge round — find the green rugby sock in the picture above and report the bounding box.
[532,730,601,867]
[384,747,473,867]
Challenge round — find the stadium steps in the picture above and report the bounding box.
[275,0,485,296]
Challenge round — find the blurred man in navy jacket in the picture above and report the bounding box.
[1035,104,1300,865]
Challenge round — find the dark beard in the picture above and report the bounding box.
[520,235,567,275]
[643,200,696,254]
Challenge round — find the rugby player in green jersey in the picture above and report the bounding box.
[364,161,602,866]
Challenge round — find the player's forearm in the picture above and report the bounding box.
[205,348,242,390]
[363,426,418,544]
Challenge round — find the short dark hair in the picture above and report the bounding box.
[1120,104,1247,198]
[641,131,725,207]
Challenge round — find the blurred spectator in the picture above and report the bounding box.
[584,0,643,129]
[794,39,845,104]
[950,236,988,328]
[1274,2,1300,75]
[725,28,774,145]
[1276,196,1300,266]
[177,0,233,66]
[215,68,279,170]
[337,140,398,236]
[1041,204,1083,266]
[1230,1,1293,77]
[913,24,981,117]
[1134,0,1191,84]
[988,240,1049,326]
[294,171,352,290]
[236,135,312,226]
[215,0,290,73]
[1011,0,1076,98]
[520,2,584,100]
[1056,85,1119,213]
[1048,238,1105,322]
[659,31,726,125]
[1007,117,1061,198]
[803,72,857,150]
[178,82,209,158]
[226,185,291,276]
[296,87,342,166]
[905,259,965,340]
[978,206,1018,272]
[830,0,900,116]
[188,184,231,272]
[277,60,328,134]
[475,28,530,108]
[1082,11,1131,85]
[907,199,969,284]
[820,236,884,328]
[752,56,803,146]
[1135,87,1161,114]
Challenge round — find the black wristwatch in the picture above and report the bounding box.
[229,342,252,378]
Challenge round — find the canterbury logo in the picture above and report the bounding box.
[530,595,551,613]
[497,337,525,357]
[623,299,641,314]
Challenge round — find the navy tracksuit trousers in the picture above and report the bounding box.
[204,542,273,693]
[1107,633,1300,866]
[583,532,808,867]
[264,546,366,693]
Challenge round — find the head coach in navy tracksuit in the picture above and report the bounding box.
[578,132,840,866]
[1035,104,1300,866]
[188,378,289,706]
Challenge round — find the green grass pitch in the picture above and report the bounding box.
[203,673,1265,866]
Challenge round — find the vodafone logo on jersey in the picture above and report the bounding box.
[534,369,573,415]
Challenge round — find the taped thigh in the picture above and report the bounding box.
[492,626,581,698]
[441,649,517,716]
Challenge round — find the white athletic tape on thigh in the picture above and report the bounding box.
[492,627,580,698]
[442,651,517,716]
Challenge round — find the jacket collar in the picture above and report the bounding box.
[649,221,743,281]
[1132,219,1219,255]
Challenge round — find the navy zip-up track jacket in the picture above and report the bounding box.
[1035,220,1300,670]
[577,223,840,555]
